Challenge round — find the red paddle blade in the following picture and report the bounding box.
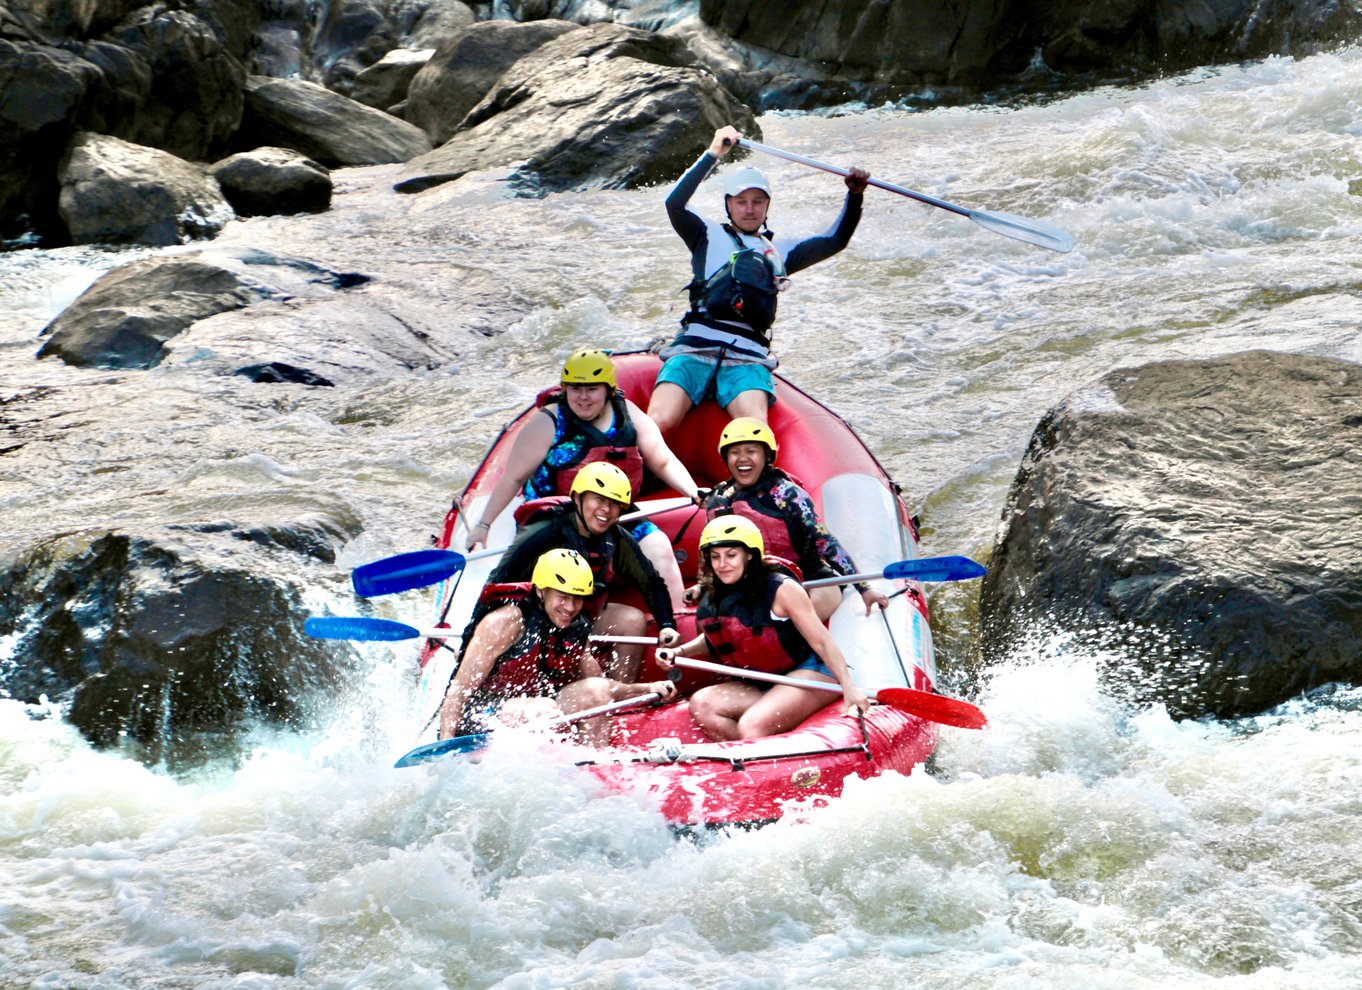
[875,687,987,729]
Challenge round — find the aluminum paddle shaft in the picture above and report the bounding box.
[736,138,1075,254]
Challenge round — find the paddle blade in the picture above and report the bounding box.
[304,616,421,642]
[352,549,465,597]
[883,555,986,583]
[968,209,1074,253]
[875,687,987,729]
[394,734,489,767]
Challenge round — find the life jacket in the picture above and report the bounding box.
[464,585,590,702]
[706,468,810,568]
[684,226,786,343]
[530,388,645,497]
[505,500,617,600]
[697,568,812,675]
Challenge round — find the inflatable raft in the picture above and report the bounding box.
[405,352,949,827]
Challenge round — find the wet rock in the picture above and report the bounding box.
[979,351,1362,720]
[36,247,371,369]
[396,22,758,196]
[237,75,433,166]
[37,254,267,369]
[0,524,362,766]
[404,19,578,146]
[233,361,335,386]
[350,46,434,112]
[209,146,332,216]
[57,131,234,246]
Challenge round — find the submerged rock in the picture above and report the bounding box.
[979,351,1362,720]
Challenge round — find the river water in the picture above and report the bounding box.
[4,48,1362,989]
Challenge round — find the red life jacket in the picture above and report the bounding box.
[467,586,589,701]
[706,468,810,565]
[697,569,812,675]
[535,388,645,496]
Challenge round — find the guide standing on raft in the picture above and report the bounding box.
[648,124,870,432]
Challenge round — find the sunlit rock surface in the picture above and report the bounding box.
[980,351,1362,720]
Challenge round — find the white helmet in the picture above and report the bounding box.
[723,165,771,198]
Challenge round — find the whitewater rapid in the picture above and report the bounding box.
[4,48,1362,989]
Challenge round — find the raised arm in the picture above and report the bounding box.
[466,410,557,550]
[628,399,698,498]
[782,167,869,275]
[665,126,740,251]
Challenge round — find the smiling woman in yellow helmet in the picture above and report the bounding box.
[466,348,700,608]
[701,417,889,621]
[437,548,676,745]
[655,516,871,740]
[647,123,871,434]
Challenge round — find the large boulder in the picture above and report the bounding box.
[0,523,361,765]
[209,145,332,216]
[57,131,234,246]
[396,22,758,195]
[309,0,395,94]
[237,75,433,166]
[979,351,1362,720]
[404,19,579,145]
[390,0,475,49]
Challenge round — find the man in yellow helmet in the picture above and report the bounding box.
[485,461,681,681]
[437,548,676,744]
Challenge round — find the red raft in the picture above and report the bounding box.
[411,352,943,827]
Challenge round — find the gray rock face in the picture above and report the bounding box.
[979,351,1362,720]
[404,19,579,145]
[57,131,234,246]
[349,46,434,112]
[390,0,475,49]
[397,22,758,195]
[237,75,433,166]
[209,145,332,216]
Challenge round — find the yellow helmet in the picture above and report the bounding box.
[718,417,778,461]
[531,548,594,596]
[698,515,764,557]
[569,461,632,505]
[561,349,616,389]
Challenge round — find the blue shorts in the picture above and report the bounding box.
[657,354,775,409]
[791,654,834,679]
[626,519,659,542]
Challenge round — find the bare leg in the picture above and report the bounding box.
[723,388,771,423]
[736,674,839,738]
[593,603,647,681]
[688,681,766,741]
[556,677,614,746]
[639,528,686,612]
[810,586,843,624]
[646,382,694,434]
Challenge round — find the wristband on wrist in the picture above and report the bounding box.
[474,520,490,530]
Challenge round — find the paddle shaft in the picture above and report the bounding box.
[738,138,968,217]
[673,656,845,695]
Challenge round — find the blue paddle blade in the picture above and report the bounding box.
[883,555,986,583]
[304,616,421,641]
[352,549,465,597]
[394,734,489,767]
